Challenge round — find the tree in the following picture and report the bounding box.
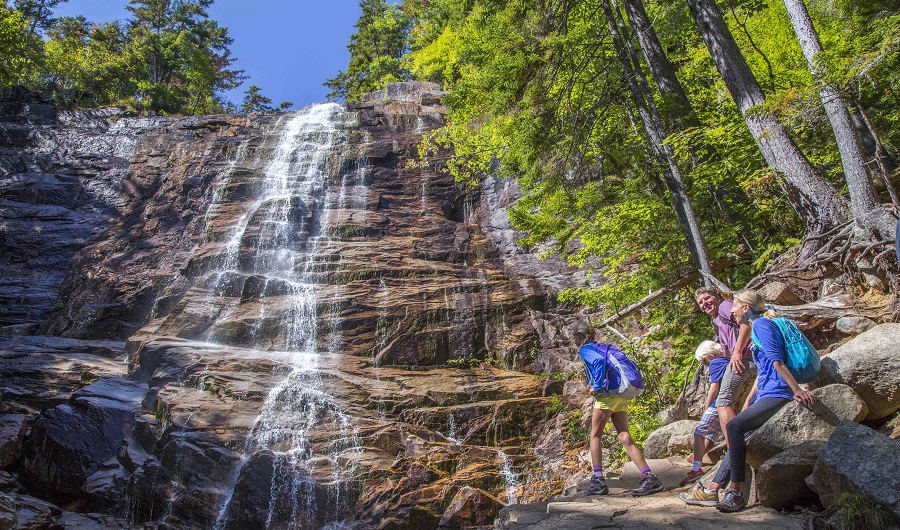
[325,0,410,102]
[684,0,850,242]
[13,0,66,35]
[619,0,694,128]
[0,5,35,85]
[782,0,897,240]
[126,0,243,114]
[603,0,711,278]
[241,84,272,113]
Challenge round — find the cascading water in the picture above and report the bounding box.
[192,103,363,529]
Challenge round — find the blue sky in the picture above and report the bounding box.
[53,0,366,109]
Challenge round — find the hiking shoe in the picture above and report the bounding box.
[679,469,705,486]
[585,475,609,496]
[632,472,664,497]
[679,482,718,507]
[716,489,747,513]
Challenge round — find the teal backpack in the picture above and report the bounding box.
[751,315,820,383]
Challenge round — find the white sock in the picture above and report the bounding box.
[593,471,604,479]
[692,461,702,473]
[704,486,717,494]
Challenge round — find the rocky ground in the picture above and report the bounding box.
[499,459,807,530]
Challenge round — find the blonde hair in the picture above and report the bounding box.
[732,289,766,313]
[695,340,724,363]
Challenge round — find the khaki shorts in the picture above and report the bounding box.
[716,360,757,408]
[593,395,630,412]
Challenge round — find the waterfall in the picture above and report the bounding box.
[497,450,520,505]
[206,104,362,529]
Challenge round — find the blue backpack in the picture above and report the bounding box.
[578,341,644,399]
[751,316,820,384]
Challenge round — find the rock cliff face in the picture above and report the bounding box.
[0,83,588,529]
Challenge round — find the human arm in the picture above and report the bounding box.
[772,362,815,407]
[730,322,750,373]
[704,381,720,409]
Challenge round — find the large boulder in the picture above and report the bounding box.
[814,323,900,419]
[19,377,144,500]
[756,441,822,510]
[0,415,26,470]
[0,493,14,530]
[644,420,698,459]
[835,316,877,336]
[759,281,806,305]
[812,421,900,518]
[437,486,504,528]
[746,384,867,468]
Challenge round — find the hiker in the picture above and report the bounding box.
[694,287,755,446]
[681,289,815,512]
[679,340,730,486]
[573,322,664,498]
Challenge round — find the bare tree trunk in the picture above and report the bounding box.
[620,0,696,127]
[604,0,712,278]
[685,0,849,239]
[782,0,896,239]
[851,105,900,212]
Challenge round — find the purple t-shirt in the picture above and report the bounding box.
[715,300,750,360]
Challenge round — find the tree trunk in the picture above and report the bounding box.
[782,0,896,240]
[620,0,696,127]
[685,0,849,239]
[604,0,712,278]
[850,104,900,212]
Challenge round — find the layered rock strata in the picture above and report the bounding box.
[0,83,588,529]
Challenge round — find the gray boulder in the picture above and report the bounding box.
[644,420,698,459]
[747,384,867,468]
[835,316,877,336]
[0,415,26,470]
[756,441,822,510]
[814,323,900,420]
[812,421,900,518]
[0,493,14,530]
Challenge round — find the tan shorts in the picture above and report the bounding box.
[593,395,630,412]
[716,360,757,408]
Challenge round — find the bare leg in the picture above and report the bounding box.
[590,408,612,468]
[610,411,649,470]
[717,405,736,447]
[693,435,714,464]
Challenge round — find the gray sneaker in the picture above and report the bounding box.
[585,475,609,496]
[632,472,664,497]
[716,489,747,512]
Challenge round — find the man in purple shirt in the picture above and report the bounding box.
[694,288,757,445]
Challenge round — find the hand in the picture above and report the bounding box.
[729,353,744,374]
[793,389,814,408]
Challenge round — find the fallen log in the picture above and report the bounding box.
[771,293,892,329]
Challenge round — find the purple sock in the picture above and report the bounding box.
[593,465,603,476]
[639,466,651,475]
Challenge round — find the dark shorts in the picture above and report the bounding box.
[715,360,757,408]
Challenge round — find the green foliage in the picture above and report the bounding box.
[544,395,563,414]
[324,0,411,102]
[241,84,272,113]
[826,492,896,530]
[0,5,36,85]
[1,0,246,114]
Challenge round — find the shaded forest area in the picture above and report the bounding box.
[327,0,900,441]
[0,0,289,113]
